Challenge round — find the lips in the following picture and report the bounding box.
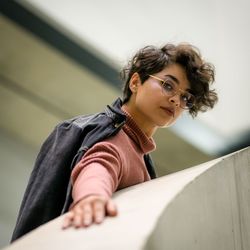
[161,106,175,117]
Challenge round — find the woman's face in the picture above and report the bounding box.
[125,63,190,136]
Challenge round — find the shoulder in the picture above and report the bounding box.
[84,140,122,158]
[88,129,131,158]
[56,113,99,129]
[83,132,129,162]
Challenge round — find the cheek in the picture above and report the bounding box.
[136,86,162,110]
[165,109,185,127]
[176,108,185,117]
[138,83,162,101]
[175,109,185,120]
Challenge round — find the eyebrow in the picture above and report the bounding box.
[165,74,191,92]
[164,74,180,84]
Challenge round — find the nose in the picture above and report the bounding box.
[168,93,181,107]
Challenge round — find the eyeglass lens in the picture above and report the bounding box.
[162,80,194,109]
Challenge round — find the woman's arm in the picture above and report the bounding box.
[62,142,122,228]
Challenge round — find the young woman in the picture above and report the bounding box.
[62,43,218,229]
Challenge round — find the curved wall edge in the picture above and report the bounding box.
[2,147,249,250]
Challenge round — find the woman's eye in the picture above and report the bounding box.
[181,94,194,106]
[181,94,189,102]
[164,82,173,91]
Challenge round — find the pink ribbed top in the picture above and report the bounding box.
[70,107,156,207]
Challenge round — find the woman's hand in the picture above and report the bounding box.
[62,195,117,229]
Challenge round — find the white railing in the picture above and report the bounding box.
[3,147,249,250]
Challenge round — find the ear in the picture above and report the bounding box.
[129,72,141,93]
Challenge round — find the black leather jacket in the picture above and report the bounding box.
[11,98,156,241]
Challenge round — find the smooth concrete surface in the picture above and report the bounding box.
[2,147,249,250]
[145,147,250,250]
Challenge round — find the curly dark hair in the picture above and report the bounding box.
[120,43,218,117]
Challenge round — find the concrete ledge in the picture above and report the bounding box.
[3,147,249,250]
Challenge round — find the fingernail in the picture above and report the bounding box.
[96,216,103,223]
[83,218,91,226]
[62,221,68,229]
[74,220,81,228]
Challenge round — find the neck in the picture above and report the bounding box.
[122,103,157,137]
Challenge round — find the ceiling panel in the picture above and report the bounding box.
[0,83,59,147]
[0,14,119,119]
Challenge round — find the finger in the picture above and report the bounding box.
[93,200,105,224]
[73,207,84,228]
[82,203,93,227]
[106,200,118,217]
[62,211,74,229]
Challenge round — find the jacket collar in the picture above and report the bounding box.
[104,98,127,128]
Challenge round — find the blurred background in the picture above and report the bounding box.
[0,0,249,247]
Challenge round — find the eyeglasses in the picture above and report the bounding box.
[148,74,195,109]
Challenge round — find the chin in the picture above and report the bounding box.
[158,118,176,128]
